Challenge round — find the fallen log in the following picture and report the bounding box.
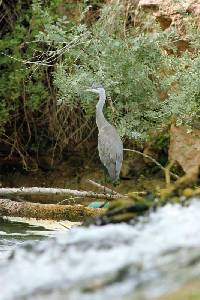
[0,198,106,221]
[7,194,94,205]
[0,187,120,200]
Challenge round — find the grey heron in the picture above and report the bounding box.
[86,84,123,182]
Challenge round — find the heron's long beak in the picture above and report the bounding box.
[86,88,95,92]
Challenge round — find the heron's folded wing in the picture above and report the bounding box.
[98,130,122,180]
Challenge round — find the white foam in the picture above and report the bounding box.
[1,199,200,300]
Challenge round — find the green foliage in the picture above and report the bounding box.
[0,0,63,156]
[163,53,200,126]
[45,3,200,140]
[2,0,200,164]
[37,4,177,140]
[0,2,43,114]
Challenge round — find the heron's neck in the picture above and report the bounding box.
[96,90,107,130]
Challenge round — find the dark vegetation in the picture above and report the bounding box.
[0,0,100,171]
[1,0,200,173]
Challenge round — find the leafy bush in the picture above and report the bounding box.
[42,2,200,140]
[162,53,200,126]
[1,0,200,168]
[36,3,177,140]
[0,0,67,164]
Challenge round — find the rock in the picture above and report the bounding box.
[174,39,191,56]
[139,0,161,10]
[187,0,200,16]
[169,123,200,176]
[156,15,172,30]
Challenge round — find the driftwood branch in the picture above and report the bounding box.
[0,198,105,221]
[123,148,179,180]
[87,179,123,197]
[0,187,120,200]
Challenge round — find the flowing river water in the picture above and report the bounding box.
[1,199,200,300]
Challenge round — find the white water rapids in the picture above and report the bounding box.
[1,199,200,300]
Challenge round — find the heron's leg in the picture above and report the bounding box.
[103,168,108,194]
[164,160,175,188]
[103,168,113,207]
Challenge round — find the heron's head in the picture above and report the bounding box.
[86,84,105,94]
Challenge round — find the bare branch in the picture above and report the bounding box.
[123,148,179,180]
[87,179,123,197]
[0,187,120,200]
